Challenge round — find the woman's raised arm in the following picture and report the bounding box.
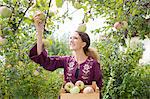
[33,11,45,55]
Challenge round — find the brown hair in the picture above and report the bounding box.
[76,31,100,62]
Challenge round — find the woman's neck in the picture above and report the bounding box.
[72,49,88,64]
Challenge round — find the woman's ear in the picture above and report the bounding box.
[82,42,86,48]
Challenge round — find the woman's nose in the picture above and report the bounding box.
[69,40,73,44]
[69,37,73,42]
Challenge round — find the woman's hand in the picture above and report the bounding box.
[33,11,45,35]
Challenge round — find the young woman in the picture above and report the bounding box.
[29,12,103,98]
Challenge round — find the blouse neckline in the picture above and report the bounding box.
[72,56,90,66]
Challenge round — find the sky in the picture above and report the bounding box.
[51,1,106,42]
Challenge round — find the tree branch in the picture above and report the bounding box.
[14,0,33,32]
[44,0,52,30]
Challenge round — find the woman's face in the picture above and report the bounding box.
[69,32,86,51]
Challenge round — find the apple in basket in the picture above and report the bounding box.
[83,86,94,94]
[75,80,85,90]
[70,86,80,94]
[64,82,74,92]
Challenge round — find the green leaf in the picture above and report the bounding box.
[24,17,33,24]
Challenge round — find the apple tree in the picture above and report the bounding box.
[0,0,66,98]
[0,0,149,98]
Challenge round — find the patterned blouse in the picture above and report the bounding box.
[29,44,103,89]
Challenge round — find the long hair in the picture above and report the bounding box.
[76,31,100,62]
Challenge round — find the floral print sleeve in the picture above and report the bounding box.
[29,44,68,71]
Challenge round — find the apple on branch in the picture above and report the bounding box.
[42,38,52,49]
[75,80,85,90]
[64,82,74,92]
[0,6,12,18]
[113,22,122,30]
[77,23,87,32]
[6,64,12,68]
[122,21,128,29]
[0,36,8,46]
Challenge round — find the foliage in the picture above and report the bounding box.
[94,38,149,98]
[48,38,71,56]
[0,62,63,99]
[92,0,150,39]
[0,0,149,98]
[0,0,65,98]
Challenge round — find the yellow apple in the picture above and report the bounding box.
[83,86,94,94]
[122,21,128,29]
[6,64,12,68]
[0,36,7,46]
[18,61,24,66]
[77,23,86,32]
[0,6,12,18]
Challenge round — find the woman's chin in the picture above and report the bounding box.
[69,48,74,51]
[69,47,76,51]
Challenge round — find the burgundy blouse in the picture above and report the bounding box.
[29,44,103,89]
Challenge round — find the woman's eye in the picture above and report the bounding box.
[74,37,78,39]
[70,37,78,39]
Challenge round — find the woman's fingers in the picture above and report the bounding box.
[34,18,44,26]
[33,11,45,34]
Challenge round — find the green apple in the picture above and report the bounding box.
[122,21,128,29]
[77,23,86,32]
[74,2,82,9]
[0,6,12,18]
[70,86,80,94]
[42,38,52,48]
[49,11,55,17]
[75,80,85,90]
[64,82,74,92]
